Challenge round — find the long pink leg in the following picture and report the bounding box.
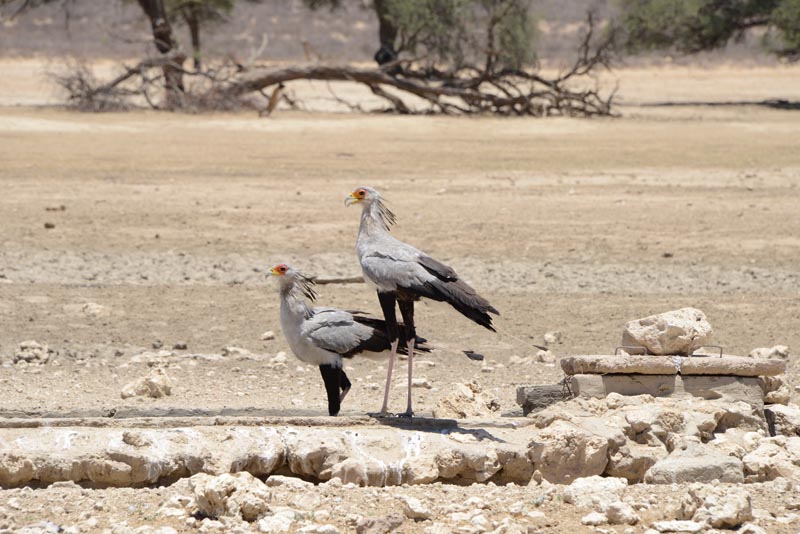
[402,338,415,417]
[380,339,399,414]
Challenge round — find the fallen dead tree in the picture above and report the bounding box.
[54,14,616,117]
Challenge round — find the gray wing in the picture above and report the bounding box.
[360,234,499,330]
[302,308,384,356]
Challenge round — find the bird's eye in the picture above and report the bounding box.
[357,190,366,197]
[280,266,287,272]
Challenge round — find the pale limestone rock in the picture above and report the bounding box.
[562,475,627,510]
[81,302,110,318]
[742,437,800,482]
[543,331,562,345]
[260,331,276,341]
[580,511,607,526]
[257,509,296,533]
[679,484,753,529]
[535,350,555,364]
[120,368,172,399]
[761,375,791,405]
[605,441,668,483]
[606,501,640,525]
[738,523,767,534]
[222,346,254,358]
[432,379,500,419]
[13,340,51,364]
[411,378,432,389]
[355,513,405,534]
[644,440,744,483]
[189,472,271,521]
[528,421,609,483]
[650,520,704,533]
[621,308,712,355]
[561,354,784,377]
[400,496,430,520]
[264,475,313,489]
[749,345,789,360]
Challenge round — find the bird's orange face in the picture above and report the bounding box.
[345,187,368,206]
[269,263,289,276]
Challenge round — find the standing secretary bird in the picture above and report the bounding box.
[268,263,428,416]
[346,187,499,417]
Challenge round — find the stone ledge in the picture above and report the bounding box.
[561,354,785,377]
[567,374,764,407]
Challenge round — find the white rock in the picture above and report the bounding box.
[739,524,767,534]
[580,512,607,526]
[535,350,555,363]
[261,331,276,341]
[190,472,271,522]
[531,423,610,484]
[749,345,789,360]
[650,520,704,533]
[621,307,712,355]
[645,441,744,484]
[432,379,500,418]
[13,340,51,364]
[258,510,296,533]
[82,302,111,318]
[562,476,628,510]
[222,346,254,358]
[264,475,313,489]
[679,484,753,529]
[606,501,640,525]
[767,404,800,436]
[411,378,433,389]
[120,368,172,399]
[543,331,562,345]
[400,496,431,520]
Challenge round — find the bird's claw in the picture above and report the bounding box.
[398,410,414,418]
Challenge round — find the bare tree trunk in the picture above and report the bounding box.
[373,0,398,67]
[135,0,186,108]
[183,4,202,71]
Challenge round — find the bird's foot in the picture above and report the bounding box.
[397,409,414,418]
[368,410,394,419]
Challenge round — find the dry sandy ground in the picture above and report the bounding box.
[0,65,799,532]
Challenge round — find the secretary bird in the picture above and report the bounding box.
[345,187,499,417]
[268,262,428,416]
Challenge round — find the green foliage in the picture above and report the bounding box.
[769,0,800,58]
[386,0,536,69]
[304,0,537,70]
[616,0,800,60]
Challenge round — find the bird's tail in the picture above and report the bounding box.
[351,314,431,353]
[420,278,499,331]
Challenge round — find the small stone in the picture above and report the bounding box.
[543,331,562,345]
[152,340,163,349]
[258,510,296,533]
[536,350,555,363]
[411,378,432,389]
[172,342,188,350]
[606,501,640,525]
[44,222,55,229]
[651,520,704,533]
[749,345,789,360]
[581,512,607,526]
[120,368,172,399]
[355,513,405,534]
[261,331,276,341]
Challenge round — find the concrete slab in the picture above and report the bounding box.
[560,354,785,377]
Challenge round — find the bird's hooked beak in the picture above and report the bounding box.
[344,191,361,207]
